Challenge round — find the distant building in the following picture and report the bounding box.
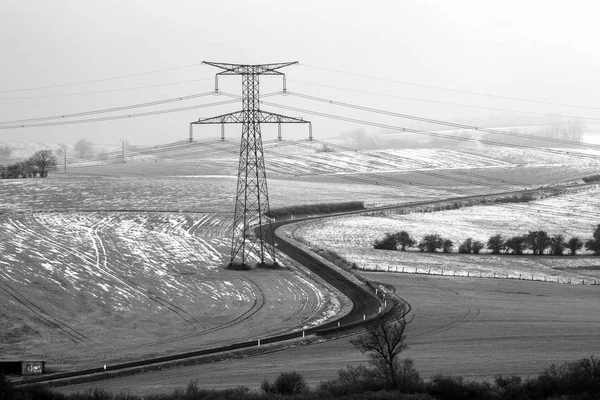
[0,360,45,375]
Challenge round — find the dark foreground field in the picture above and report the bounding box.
[55,273,600,396]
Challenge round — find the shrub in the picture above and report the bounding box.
[0,374,14,400]
[319,364,384,396]
[374,233,399,250]
[273,371,307,395]
[266,201,365,219]
[427,374,493,400]
[395,359,424,392]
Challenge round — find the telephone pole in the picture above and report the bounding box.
[191,62,310,268]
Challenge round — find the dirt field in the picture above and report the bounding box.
[55,273,600,395]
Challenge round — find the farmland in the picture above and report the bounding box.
[284,184,600,283]
[55,273,600,395]
[0,210,345,371]
[2,144,600,388]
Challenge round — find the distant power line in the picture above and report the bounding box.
[288,79,600,123]
[0,92,217,125]
[0,62,204,94]
[0,99,239,129]
[301,64,600,111]
[0,78,214,101]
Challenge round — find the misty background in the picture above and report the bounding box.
[1,0,599,158]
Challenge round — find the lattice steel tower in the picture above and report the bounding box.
[191,62,310,267]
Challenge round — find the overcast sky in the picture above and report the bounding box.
[0,0,599,145]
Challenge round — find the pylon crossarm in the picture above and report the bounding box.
[191,111,244,124]
[202,61,298,75]
[256,111,309,124]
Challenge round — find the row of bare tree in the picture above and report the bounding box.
[0,150,58,179]
[374,225,600,255]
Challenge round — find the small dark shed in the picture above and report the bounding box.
[0,360,45,375]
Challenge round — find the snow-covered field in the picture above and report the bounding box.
[1,145,599,370]
[284,185,600,284]
[0,209,343,370]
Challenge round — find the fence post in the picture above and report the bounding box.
[258,339,261,347]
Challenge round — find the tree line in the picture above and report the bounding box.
[374,225,600,255]
[0,150,58,179]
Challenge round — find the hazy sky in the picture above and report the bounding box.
[1,0,599,145]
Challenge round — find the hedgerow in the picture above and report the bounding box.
[266,201,365,219]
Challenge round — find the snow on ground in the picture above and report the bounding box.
[284,185,600,284]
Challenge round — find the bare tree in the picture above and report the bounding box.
[567,237,584,255]
[585,225,600,255]
[420,234,443,252]
[29,150,58,178]
[396,231,415,251]
[442,239,454,253]
[0,145,13,159]
[350,310,412,389]
[74,138,94,157]
[487,234,505,254]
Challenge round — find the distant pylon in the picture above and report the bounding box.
[191,62,311,267]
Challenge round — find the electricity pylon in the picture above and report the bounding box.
[191,62,311,267]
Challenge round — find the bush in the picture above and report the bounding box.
[274,371,307,395]
[266,201,365,219]
[426,375,493,400]
[374,233,399,250]
[395,359,424,393]
[319,364,384,396]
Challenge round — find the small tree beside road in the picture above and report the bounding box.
[350,309,413,389]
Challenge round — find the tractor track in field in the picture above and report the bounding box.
[13,182,594,386]
[0,280,96,345]
[118,275,266,351]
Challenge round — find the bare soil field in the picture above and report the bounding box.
[55,273,600,395]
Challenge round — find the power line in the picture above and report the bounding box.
[285,92,599,150]
[0,92,217,125]
[261,100,600,160]
[0,63,204,94]
[0,78,214,101]
[301,64,600,111]
[288,79,600,123]
[0,99,240,130]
